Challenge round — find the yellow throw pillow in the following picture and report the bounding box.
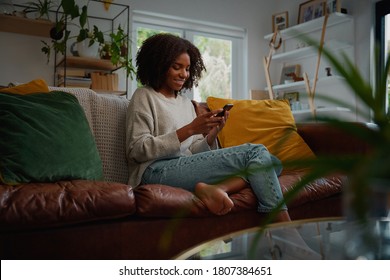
[207,97,315,165]
[0,79,49,95]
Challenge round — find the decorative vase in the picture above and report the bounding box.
[75,40,99,58]
[343,178,390,259]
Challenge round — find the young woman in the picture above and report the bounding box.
[126,33,290,220]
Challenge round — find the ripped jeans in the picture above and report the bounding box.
[141,143,287,213]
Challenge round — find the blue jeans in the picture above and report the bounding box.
[141,143,287,213]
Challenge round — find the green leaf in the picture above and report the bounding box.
[93,25,104,44]
[77,29,88,42]
[61,0,79,19]
[79,5,88,29]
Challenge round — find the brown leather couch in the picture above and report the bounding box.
[0,88,369,260]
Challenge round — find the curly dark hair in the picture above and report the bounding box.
[136,33,206,92]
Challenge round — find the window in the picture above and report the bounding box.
[375,0,390,112]
[132,23,183,89]
[131,11,246,101]
[191,33,232,101]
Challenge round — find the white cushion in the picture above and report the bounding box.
[49,87,129,184]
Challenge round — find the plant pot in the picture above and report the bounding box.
[343,178,390,259]
[75,41,99,59]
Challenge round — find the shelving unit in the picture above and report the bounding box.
[263,12,356,121]
[0,1,130,96]
[54,0,130,96]
[0,14,53,37]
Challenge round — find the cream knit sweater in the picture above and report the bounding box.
[126,86,213,187]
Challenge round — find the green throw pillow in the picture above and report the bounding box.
[0,91,103,185]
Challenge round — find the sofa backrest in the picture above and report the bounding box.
[49,87,130,184]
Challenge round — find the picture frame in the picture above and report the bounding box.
[326,0,341,14]
[280,65,301,84]
[283,92,300,102]
[272,11,289,32]
[298,0,327,24]
[313,1,325,19]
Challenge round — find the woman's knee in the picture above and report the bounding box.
[245,143,271,159]
[243,143,281,169]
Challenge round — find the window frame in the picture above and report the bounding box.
[375,0,390,74]
[374,0,390,112]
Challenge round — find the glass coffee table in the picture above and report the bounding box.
[174,217,390,260]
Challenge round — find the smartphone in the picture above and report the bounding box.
[215,103,233,117]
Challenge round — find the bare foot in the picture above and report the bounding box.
[195,182,234,215]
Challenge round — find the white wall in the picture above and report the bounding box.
[0,0,375,99]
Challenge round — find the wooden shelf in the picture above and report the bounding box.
[0,14,53,37]
[57,56,119,71]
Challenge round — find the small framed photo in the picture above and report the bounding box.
[280,65,301,84]
[283,92,300,102]
[313,1,325,19]
[326,0,341,14]
[298,0,315,23]
[298,0,326,24]
[272,11,289,32]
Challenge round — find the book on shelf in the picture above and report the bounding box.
[57,76,92,88]
[91,72,118,91]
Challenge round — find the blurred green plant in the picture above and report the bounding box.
[250,35,390,258]
[299,36,389,220]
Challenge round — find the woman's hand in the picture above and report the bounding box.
[176,109,228,143]
[206,110,230,145]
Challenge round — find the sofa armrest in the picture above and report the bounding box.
[296,122,373,156]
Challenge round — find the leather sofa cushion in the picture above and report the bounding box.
[134,184,258,217]
[135,170,344,217]
[0,180,135,229]
[278,170,344,207]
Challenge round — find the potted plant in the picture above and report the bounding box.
[41,0,104,60]
[317,46,390,259]
[307,41,389,216]
[41,0,134,76]
[100,25,135,78]
[23,0,53,21]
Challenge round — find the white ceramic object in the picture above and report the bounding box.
[76,40,99,58]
